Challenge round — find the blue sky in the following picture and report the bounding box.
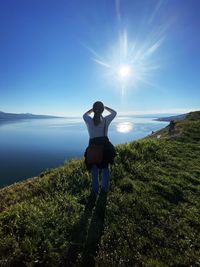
[0,0,200,116]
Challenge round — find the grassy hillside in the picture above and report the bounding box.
[149,111,200,143]
[0,112,200,266]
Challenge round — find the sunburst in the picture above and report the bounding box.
[84,29,164,96]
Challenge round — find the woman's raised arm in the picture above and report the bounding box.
[105,106,117,115]
[83,108,93,122]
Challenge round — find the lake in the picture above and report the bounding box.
[0,116,168,187]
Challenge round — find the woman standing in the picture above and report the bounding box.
[83,101,117,193]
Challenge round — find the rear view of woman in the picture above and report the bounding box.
[83,101,117,194]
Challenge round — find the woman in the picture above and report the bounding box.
[83,101,117,193]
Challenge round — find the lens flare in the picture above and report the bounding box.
[84,29,165,96]
[83,0,173,96]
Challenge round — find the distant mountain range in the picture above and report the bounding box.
[0,111,62,120]
[0,111,190,121]
[154,113,187,122]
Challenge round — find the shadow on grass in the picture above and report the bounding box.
[63,191,107,267]
[81,191,107,267]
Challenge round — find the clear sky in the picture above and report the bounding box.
[0,0,200,116]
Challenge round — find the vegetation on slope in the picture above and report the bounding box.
[0,112,200,266]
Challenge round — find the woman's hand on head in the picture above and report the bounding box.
[104,106,117,115]
[104,106,112,112]
[87,108,93,114]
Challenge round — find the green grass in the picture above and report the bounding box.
[0,111,200,266]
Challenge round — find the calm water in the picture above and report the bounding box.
[0,116,168,187]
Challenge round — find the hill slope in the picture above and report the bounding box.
[154,113,187,122]
[0,111,200,266]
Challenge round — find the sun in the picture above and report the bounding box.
[85,28,164,96]
[118,65,131,78]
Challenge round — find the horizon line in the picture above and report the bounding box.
[1,108,199,117]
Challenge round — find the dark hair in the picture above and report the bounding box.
[93,101,104,126]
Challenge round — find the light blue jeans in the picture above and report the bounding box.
[91,165,109,193]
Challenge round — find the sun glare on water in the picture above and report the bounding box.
[116,122,133,133]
